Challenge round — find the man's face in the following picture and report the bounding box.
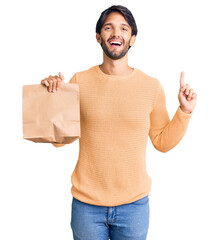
[96,12,136,60]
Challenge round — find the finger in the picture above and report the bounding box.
[50,76,57,92]
[54,76,61,90]
[180,71,184,89]
[59,72,64,81]
[56,77,62,90]
[41,78,49,87]
[48,80,53,92]
[188,88,194,97]
[52,78,57,92]
[180,83,190,94]
[48,76,53,92]
[183,84,190,95]
[187,89,194,100]
[184,84,190,95]
[192,92,197,99]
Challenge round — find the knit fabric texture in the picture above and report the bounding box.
[52,65,192,206]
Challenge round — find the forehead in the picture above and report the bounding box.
[103,12,129,26]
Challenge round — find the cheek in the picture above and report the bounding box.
[101,36,109,45]
[101,31,109,38]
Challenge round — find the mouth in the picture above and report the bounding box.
[108,40,123,49]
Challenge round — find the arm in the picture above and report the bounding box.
[149,80,192,153]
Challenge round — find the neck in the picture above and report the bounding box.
[99,53,133,76]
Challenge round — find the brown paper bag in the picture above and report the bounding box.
[22,83,81,144]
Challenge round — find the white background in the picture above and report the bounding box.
[0,0,218,239]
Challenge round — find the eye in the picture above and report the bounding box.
[122,28,128,31]
[105,27,111,30]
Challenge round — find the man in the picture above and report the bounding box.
[41,5,197,240]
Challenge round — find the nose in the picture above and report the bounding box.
[111,26,122,36]
[110,27,123,41]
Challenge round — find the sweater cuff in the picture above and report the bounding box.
[177,106,193,118]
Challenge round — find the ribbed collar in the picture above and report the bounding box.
[93,65,138,80]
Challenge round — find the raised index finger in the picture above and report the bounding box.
[180,71,185,89]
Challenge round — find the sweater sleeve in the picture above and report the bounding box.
[68,73,77,84]
[52,73,77,148]
[149,80,192,153]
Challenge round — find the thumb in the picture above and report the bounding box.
[59,72,64,81]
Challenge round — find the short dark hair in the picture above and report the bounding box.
[96,5,138,37]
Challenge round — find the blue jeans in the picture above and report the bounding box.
[70,195,150,240]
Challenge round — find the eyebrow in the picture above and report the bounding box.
[103,23,130,28]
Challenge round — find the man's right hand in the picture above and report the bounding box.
[41,72,64,92]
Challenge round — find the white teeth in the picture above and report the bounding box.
[110,41,122,45]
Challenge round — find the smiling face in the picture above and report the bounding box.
[96,12,136,60]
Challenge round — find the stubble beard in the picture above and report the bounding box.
[100,36,131,60]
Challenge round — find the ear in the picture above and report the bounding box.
[96,33,102,44]
[130,35,136,47]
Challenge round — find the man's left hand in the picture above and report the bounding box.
[178,71,197,114]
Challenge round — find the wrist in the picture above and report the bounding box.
[180,106,192,114]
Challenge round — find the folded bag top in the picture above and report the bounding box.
[22,82,81,144]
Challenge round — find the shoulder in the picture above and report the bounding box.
[68,65,96,84]
[136,68,159,82]
[136,68,161,90]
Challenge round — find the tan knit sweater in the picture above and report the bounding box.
[52,65,193,206]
